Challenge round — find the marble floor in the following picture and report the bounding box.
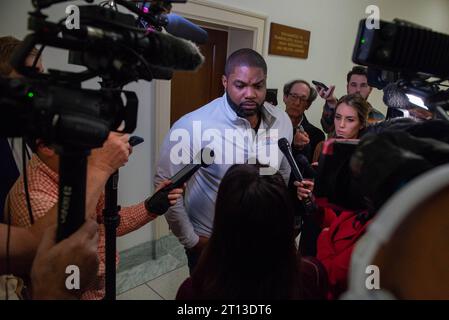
[116,234,189,300]
[116,234,301,300]
[116,265,189,300]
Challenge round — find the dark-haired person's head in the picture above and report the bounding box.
[334,94,370,139]
[283,79,317,120]
[346,66,372,100]
[222,48,267,118]
[0,36,44,78]
[192,164,301,300]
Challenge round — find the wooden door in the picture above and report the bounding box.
[170,28,228,126]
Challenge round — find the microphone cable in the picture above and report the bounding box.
[22,140,34,226]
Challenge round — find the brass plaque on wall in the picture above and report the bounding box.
[268,22,310,59]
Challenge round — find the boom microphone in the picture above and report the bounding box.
[33,0,93,9]
[66,26,205,71]
[165,13,208,44]
[142,30,205,71]
[145,148,215,215]
[383,82,411,109]
[278,138,317,216]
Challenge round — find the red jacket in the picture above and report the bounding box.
[316,209,369,300]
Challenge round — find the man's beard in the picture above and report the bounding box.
[226,92,262,118]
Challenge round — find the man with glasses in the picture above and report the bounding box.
[283,79,325,163]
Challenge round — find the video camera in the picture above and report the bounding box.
[0,76,137,149]
[352,18,449,121]
[314,18,449,214]
[0,0,206,240]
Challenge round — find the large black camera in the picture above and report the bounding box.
[1,0,207,300]
[0,76,137,148]
[1,0,206,240]
[314,18,449,213]
[352,18,449,121]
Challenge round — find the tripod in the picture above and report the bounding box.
[57,147,121,300]
[103,135,143,300]
[103,171,120,300]
[57,146,90,241]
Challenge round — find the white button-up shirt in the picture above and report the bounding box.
[154,94,293,248]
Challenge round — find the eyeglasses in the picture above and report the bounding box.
[288,93,308,103]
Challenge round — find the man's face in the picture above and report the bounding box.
[222,65,266,117]
[283,82,310,119]
[347,74,372,99]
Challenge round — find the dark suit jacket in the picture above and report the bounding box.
[292,115,325,164]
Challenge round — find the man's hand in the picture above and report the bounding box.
[31,219,99,300]
[316,85,337,109]
[294,180,314,201]
[293,130,310,149]
[155,180,184,206]
[88,132,131,176]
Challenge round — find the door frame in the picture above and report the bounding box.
[153,0,268,239]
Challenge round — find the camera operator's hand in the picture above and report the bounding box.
[31,219,99,300]
[316,85,337,109]
[294,180,314,201]
[84,132,132,219]
[89,132,131,176]
[154,180,185,206]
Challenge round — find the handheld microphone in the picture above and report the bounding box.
[129,135,144,147]
[145,148,214,215]
[165,13,208,44]
[278,138,317,216]
[294,153,317,179]
[278,138,304,182]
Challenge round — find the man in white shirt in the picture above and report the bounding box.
[155,48,293,272]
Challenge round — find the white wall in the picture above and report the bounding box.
[2,0,449,252]
[206,0,449,127]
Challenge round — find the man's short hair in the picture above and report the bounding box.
[283,79,317,105]
[346,66,368,83]
[0,36,40,77]
[0,36,22,76]
[224,48,267,77]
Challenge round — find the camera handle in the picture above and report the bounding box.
[55,145,120,300]
[56,146,89,241]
